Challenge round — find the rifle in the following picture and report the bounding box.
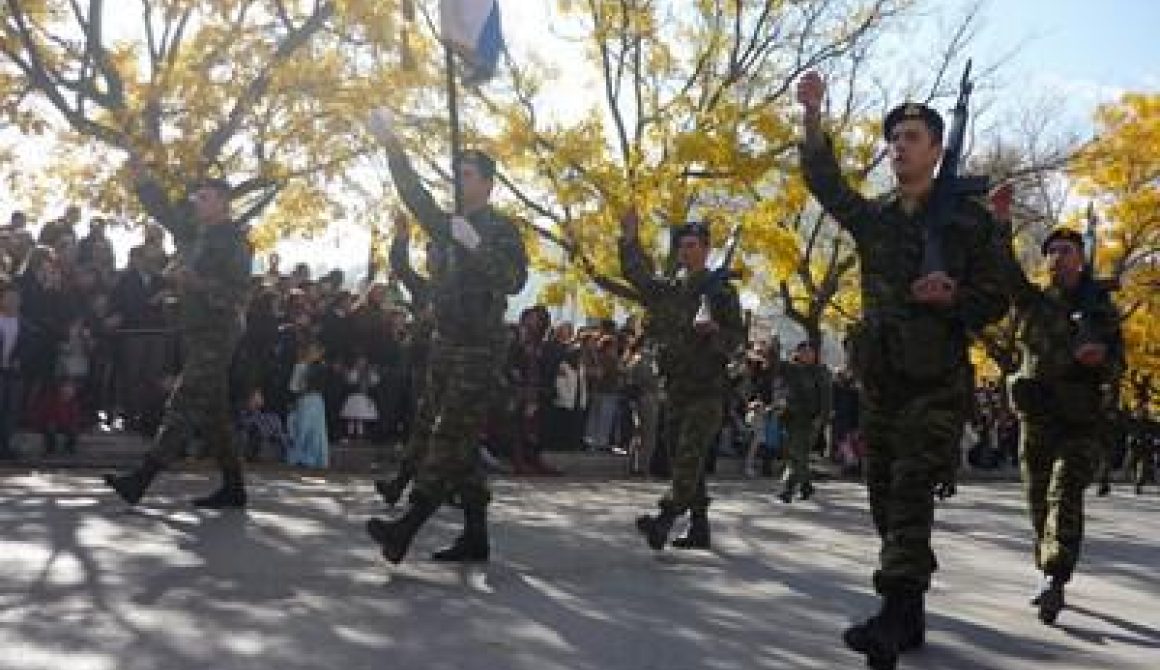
[920,59,991,275]
[693,223,743,325]
[1084,202,1121,292]
[697,223,743,294]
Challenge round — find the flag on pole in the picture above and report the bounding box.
[439,0,504,84]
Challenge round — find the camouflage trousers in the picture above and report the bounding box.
[148,330,241,470]
[397,372,433,469]
[862,380,966,594]
[781,418,821,494]
[410,342,493,508]
[661,394,723,515]
[1020,420,1096,582]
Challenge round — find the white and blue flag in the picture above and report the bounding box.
[439,0,504,84]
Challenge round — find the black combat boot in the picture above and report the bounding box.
[374,462,416,507]
[844,594,925,654]
[432,500,490,562]
[635,501,680,551]
[800,481,815,501]
[366,494,440,564]
[193,467,248,509]
[843,590,920,670]
[671,506,711,550]
[777,488,794,504]
[1035,575,1066,625]
[103,457,164,505]
[1096,481,1111,497]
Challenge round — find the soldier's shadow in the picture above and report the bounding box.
[126,509,298,607]
[1057,604,1160,648]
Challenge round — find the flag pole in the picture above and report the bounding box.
[445,43,465,216]
[443,39,464,304]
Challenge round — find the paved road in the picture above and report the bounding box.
[1,473,1157,670]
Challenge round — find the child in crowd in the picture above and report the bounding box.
[286,342,329,468]
[340,355,380,441]
[238,389,290,462]
[56,318,91,384]
[31,379,83,455]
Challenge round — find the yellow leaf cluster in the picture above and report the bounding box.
[1068,92,1160,382]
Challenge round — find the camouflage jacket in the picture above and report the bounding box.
[619,234,744,399]
[136,180,251,338]
[800,133,1009,385]
[386,151,528,347]
[1008,268,1123,423]
[389,227,431,312]
[780,362,833,425]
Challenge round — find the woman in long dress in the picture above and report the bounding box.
[286,343,329,468]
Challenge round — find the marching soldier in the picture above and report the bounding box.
[1006,226,1123,624]
[364,111,527,564]
[797,71,1010,669]
[776,341,833,503]
[620,210,744,552]
[103,164,253,508]
[373,210,435,508]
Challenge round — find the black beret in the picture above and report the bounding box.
[675,220,710,242]
[883,102,945,141]
[1041,227,1084,256]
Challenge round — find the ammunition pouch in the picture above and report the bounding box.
[886,314,962,382]
[848,313,963,386]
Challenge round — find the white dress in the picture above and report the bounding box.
[340,367,380,421]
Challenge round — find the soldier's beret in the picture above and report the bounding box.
[1041,227,1084,256]
[191,177,232,194]
[883,102,944,141]
[675,220,710,242]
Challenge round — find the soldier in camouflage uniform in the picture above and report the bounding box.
[104,166,252,508]
[365,112,528,564]
[373,210,436,508]
[1125,411,1157,495]
[620,210,744,552]
[1006,227,1123,624]
[776,341,833,503]
[797,72,1010,669]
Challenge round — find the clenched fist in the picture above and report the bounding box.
[796,70,826,114]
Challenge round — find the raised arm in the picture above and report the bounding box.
[617,207,665,296]
[387,211,430,305]
[386,152,452,240]
[796,71,874,235]
[129,157,197,244]
[367,109,450,240]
